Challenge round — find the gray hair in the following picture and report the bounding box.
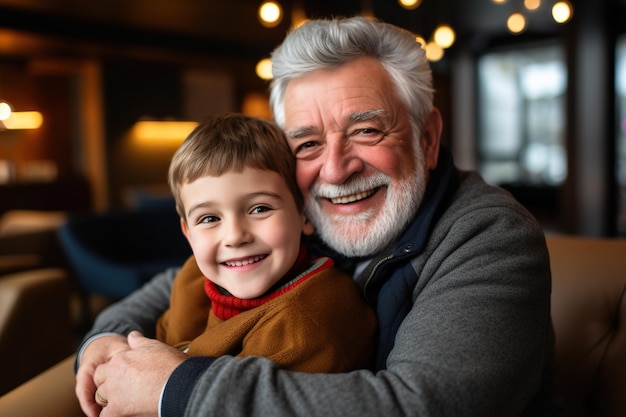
[269,16,434,134]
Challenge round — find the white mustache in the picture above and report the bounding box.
[311,173,391,202]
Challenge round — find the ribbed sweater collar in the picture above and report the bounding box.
[204,245,310,320]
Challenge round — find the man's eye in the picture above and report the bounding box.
[295,141,317,153]
[355,127,383,136]
[353,128,385,144]
[294,141,323,160]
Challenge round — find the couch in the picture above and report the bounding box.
[0,269,76,396]
[548,235,626,416]
[0,235,625,416]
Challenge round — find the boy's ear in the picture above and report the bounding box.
[180,217,191,241]
[302,216,314,236]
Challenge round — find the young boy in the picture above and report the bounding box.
[156,113,376,373]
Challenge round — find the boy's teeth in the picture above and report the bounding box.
[225,256,264,267]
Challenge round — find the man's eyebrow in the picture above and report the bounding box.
[348,109,389,122]
[286,126,316,139]
[286,109,388,139]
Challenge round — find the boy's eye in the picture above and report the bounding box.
[251,205,271,214]
[199,215,219,224]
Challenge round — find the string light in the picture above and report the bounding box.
[255,58,273,80]
[524,0,541,11]
[552,1,573,23]
[398,0,422,10]
[433,24,456,49]
[424,42,444,62]
[507,12,527,33]
[258,1,282,28]
[493,0,573,32]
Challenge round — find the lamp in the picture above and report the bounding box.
[0,101,11,121]
[131,120,198,145]
[0,111,44,130]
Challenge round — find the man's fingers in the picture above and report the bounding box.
[75,377,102,417]
[127,330,146,348]
[95,387,108,407]
[93,362,107,387]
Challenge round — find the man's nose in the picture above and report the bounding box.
[319,137,364,184]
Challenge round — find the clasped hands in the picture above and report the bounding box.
[76,331,187,417]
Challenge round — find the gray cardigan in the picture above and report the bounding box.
[81,164,555,416]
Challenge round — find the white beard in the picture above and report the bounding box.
[305,151,428,258]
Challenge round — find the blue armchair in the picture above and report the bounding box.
[57,206,191,300]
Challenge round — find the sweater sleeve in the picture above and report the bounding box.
[79,264,179,344]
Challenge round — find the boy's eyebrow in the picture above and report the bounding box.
[285,109,389,139]
[186,201,212,219]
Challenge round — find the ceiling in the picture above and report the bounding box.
[0,0,577,64]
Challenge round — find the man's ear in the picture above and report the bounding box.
[420,107,442,171]
[302,216,315,236]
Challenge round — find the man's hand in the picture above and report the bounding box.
[75,334,130,417]
[91,331,187,417]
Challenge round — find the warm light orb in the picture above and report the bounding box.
[552,1,573,23]
[131,121,198,144]
[424,42,444,62]
[2,111,43,129]
[433,24,456,49]
[255,58,273,80]
[492,0,507,4]
[415,35,426,47]
[0,101,11,121]
[524,0,541,11]
[507,12,527,33]
[258,1,282,28]
[398,0,422,10]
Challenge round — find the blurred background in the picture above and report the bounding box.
[0,0,623,236]
[0,0,624,396]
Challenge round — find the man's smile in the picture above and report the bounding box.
[328,188,378,204]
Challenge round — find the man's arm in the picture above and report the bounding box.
[80,265,179,344]
[158,200,553,417]
[75,266,179,417]
[85,180,554,417]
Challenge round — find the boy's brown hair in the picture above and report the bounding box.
[168,113,303,220]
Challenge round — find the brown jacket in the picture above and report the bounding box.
[156,256,377,373]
